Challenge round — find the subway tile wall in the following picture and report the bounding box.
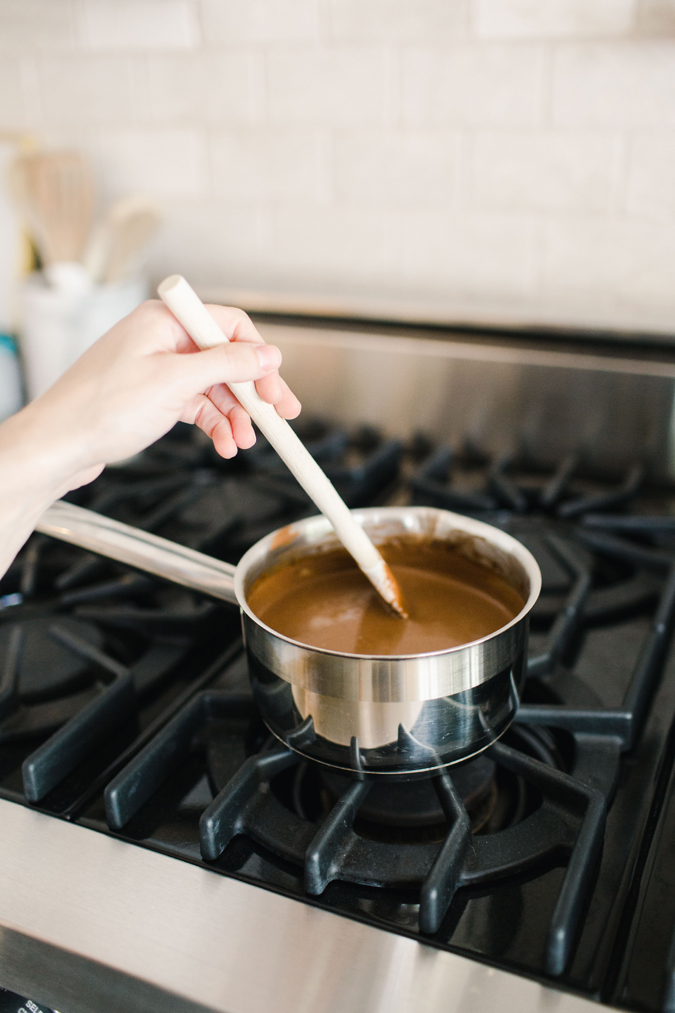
[2,0,675,333]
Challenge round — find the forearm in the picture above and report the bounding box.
[0,298,300,582]
[0,403,92,579]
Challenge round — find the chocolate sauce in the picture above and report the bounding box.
[247,537,525,656]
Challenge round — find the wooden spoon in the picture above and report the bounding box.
[7,150,94,266]
[84,195,162,284]
[158,274,406,617]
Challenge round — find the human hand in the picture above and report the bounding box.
[0,299,301,577]
[28,298,302,490]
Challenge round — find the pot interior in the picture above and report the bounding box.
[238,506,540,659]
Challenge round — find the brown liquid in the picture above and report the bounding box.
[247,537,525,656]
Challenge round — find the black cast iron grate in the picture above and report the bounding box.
[0,529,230,810]
[410,444,646,519]
[6,428,675,995]
[102,522,675,978]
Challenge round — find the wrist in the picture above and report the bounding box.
[0,400,88,504]
[0,395,92,530]
[0,400,97,581]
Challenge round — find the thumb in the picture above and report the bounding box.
[172,341,282,394]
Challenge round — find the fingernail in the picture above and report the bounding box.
[255,345,281,371]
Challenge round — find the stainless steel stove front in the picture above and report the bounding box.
[0,798,608,1013]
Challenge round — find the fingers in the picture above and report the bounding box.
[190,394,240,459]
[171,336,301,420]
[229,403,257,449]
[275,378,302,419]
[254,371,283,405]
[206,374,301,424]
[203,304,264,346]
[187,379,301,459]
[188,386,257,459]
[206,385,257,449]
[165,300,302,457]
[154,299,301,419]
[206,304,287,406]
[202,305,301,414]
[173,340,282,396]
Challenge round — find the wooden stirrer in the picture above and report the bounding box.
[157,275,406,617]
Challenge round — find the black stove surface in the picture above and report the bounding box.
[2,421,675,1012]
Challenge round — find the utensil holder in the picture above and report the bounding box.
[19,273,148,400]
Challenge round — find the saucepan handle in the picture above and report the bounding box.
[35,500,239,605]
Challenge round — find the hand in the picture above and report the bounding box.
[0,299,301,577]
[37,299,302,483]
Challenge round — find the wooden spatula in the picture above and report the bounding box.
[84,195,162,284]
[7,150,94,266]
[158,274,407,617]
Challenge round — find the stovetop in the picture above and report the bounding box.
[3,419,675,1012]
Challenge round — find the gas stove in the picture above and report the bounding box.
[3,322,675,1013]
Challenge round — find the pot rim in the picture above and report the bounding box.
[235,505,542,662]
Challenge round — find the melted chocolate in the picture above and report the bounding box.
[247,537,525,656]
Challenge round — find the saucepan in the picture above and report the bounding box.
[37,501,541,779]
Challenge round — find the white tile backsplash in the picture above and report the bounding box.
[145,52,256,124]
[77,1,200,52]
[0,60,32,130]
[328,0,469,43]
[150,201,272,286]
[1,0,675,333]
[636,0,675,34]
[474,0,635,40]
[392,209,537,299]
[402,45,546,126]
[201,0,322,44]
[270,205,391,282]
[334,129,459,206]
[210,129,322,202]
[626,134,675,221]
[0,0,76,52]
[553,42,675,127]
[472,131,621,212]
[267,47,390,125]
[36,56,139,125]
[97,128,208,198]
[543,216,675,310]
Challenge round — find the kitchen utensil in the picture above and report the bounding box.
[84,195,162,284]
[35,500,541,777]
[157,273,405,616]
[20,273,148,399]
[7,151,94,267]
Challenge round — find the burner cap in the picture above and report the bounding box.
[0,616,104,703]
[321,753,496,828]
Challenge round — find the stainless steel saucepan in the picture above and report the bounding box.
[37,501,541,778]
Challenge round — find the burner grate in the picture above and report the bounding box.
[101,551,675,978]
[0,529,231,812]
[7,425,675,1003]
[411,445,646,519]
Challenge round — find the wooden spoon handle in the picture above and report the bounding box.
[157,275,405,615]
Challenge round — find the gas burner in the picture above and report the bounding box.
[100,504,675,980]
[411,445,645,520]
[285,753,514,844]
[320,756,498,830]
[410,447,667,635]
[67,420,403,564]
[200,709,558,843]
[0,528,228,807]
[0,615,103,703]
[246,420,403,510]
[6,421,675,1005]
